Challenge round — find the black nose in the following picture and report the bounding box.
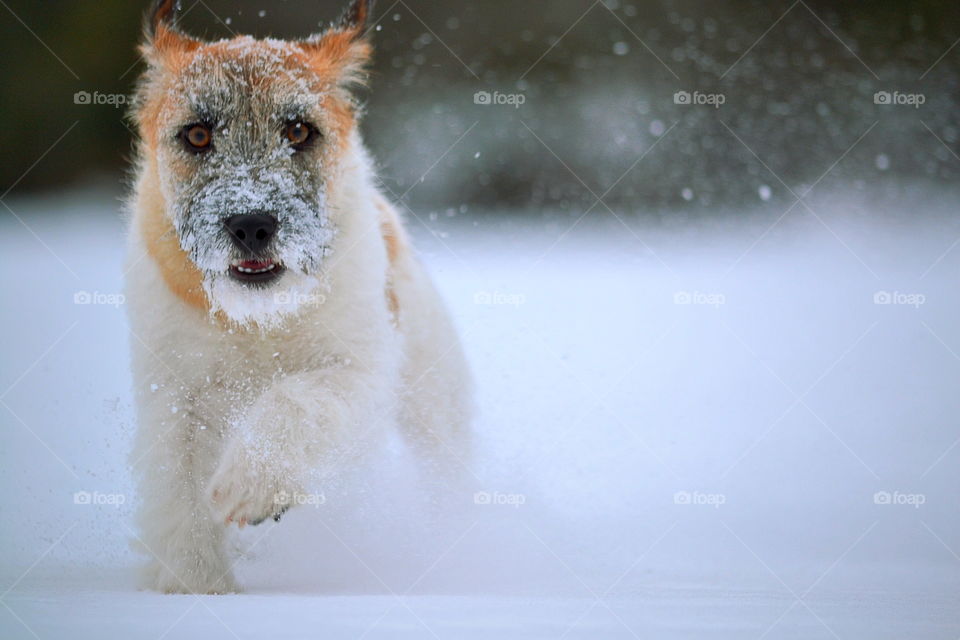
[224,213,277,253]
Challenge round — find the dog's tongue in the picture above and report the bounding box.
[237,259,274,269]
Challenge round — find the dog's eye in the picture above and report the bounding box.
[182,124,212,151]
[285,122,314,149]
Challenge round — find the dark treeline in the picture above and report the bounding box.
[1,0,956,211]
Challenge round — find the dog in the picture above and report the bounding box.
[125,0,472,594]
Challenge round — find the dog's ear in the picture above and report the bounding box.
[301,0,376,88]
[141,0,202,64]
[334,0,375,36]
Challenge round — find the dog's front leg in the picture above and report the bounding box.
[133,405,238,595]
[207,367,383,526]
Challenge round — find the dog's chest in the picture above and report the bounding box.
[210,327,313,382]
[168,322,321,410]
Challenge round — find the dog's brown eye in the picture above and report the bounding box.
[184,124,212,150]
[285,122,313,148]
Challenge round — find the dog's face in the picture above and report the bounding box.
[133,0,373,325]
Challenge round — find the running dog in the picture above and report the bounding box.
[126,0,472,593]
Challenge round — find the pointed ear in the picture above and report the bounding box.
[141,0,202,64]
[301,0,376,87]
[335,0,375,36]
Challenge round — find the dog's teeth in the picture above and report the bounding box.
[235,263,276,274]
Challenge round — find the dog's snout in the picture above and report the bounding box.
[224,213,277,253]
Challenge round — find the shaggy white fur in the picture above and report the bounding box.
[124,4,472,591]
[126,134,472,594]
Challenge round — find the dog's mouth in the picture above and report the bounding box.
[228,259,285,285]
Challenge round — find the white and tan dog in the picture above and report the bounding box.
[125,0,472,594]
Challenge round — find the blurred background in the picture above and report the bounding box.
[1,0,957,210]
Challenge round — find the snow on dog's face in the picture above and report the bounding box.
[133,0,373,327]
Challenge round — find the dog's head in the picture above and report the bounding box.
[133,0,375,325]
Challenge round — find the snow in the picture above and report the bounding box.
[1,187,958,638]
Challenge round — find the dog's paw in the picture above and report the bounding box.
[207,440,295,527]
[143,559,240,595]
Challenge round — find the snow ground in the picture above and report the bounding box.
[1,187,958,638]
